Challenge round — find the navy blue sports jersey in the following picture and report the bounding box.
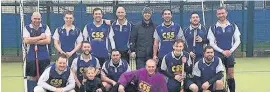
[184,25,208,61]
[193,56,224,83]
[57,27,80,52]
[160,51,192,92]
[111,21,133,51]
[86,23,110,58]
[155,23,182,58]
[76,56,98,83]
[47,64,70,88]
[210,23,235,50]
[103,60,129,81]
[25,24,49,61]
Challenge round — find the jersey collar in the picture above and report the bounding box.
[61,25,75,31]
[29,23,43,28]
[216,20,231,27]
[162,21,174,27]
[202,58,214,65]
[93,19,104,27]
[171,51,183,60]
[189,23,202,30]
[55,66,68,75]
[109,59,123,67]
[116,19,128,25]
[80,54,93,61]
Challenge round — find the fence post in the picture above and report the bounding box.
[246,1,254,57]
[15,1,20,56]
[179,2,183,26]
[241,2,245,54]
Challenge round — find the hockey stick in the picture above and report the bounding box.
[130,54,136,70]
[192,29,197,65]
[180,56,186,92]
[35,45,40,80]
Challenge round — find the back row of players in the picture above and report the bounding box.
[23,6,240,92]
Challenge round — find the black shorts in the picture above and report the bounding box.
[119,50,129,63]
[67,54,77,67]
[25,59,50,76]
[217,53,235,68]
[96,57,108,67]
[184,79,195,90]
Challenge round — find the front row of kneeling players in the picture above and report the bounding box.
[34,39,226,92]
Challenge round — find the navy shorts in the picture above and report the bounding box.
[184,78,195,90]
[216,52,235,68]
[67,54,77,67]
[25,59,50,76]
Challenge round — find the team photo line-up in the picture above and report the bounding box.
[22,5,241,92]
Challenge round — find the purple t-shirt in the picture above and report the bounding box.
[118,68,168,92]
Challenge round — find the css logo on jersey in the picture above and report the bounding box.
[79,67,88,76]
[162,32,175,41]
[172,65,183,74]
[138,81,151,92]
[91,32,104,40]
[50,79,63,87]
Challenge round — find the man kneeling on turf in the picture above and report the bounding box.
[34,55,75,92]
[193,46,225,92]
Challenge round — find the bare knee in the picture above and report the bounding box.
[215,80,224,90]
[202,90,211,92]
[34,86,46,92]
[68,90,76,92]
[227,68,234,78]
[102,82,112,91]
[189,83,199,92]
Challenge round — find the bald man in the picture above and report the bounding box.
[118,59,168,92]
[23,12,51,92]
[109,7,134,63]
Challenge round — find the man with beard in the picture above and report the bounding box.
[193,46,225,92]
[71,41,101,91]
[130,6,156,69]
[184,12,208,63]
[53,11,83,67]
[153,9,185,67]
[207,7,241,92]
[101,49,130,91]
[83,8,111,66]
[160,39,198,92]
[34,55,75,92]
[23,12,51,92]
[109,6,133,62]
[118,59,168,92]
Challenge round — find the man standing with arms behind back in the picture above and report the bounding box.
[109,6,133,62]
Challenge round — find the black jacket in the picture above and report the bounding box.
[130,19,156,58]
